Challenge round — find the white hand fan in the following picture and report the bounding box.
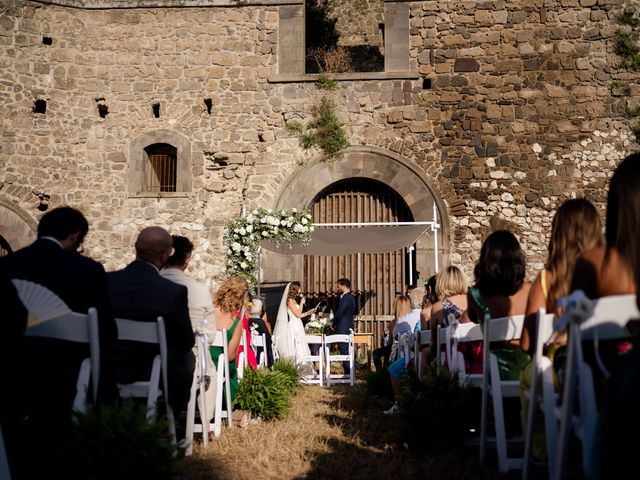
[11,279,72,326]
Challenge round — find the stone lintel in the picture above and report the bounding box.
[31,0,301,8]
[268,71,420,83]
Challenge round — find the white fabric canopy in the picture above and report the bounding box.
[260,225,431,256]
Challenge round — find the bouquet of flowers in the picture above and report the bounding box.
[305,312,332,335]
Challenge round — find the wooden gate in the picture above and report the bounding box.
[303,178,414,316]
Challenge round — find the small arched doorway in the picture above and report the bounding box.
[0,201,37,254]
[304,178,414,316]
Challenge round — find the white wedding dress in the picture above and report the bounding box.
[273,283,312,364]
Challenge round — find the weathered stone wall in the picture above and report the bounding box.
[313,0,385,48]
[0,0,637,290]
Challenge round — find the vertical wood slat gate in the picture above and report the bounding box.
[303,179,413,316]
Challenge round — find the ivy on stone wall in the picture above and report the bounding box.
[614,9,640,139]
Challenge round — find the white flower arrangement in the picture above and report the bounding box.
[555,290,594,332]
[305,312,332,335]
[223,207,313,284]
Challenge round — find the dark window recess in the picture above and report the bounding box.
[42,36,52,45]
[144,144,177,193]
[422,78,432,90]
[378,23,385,37]
[258,133,265,142]
[152,103,160,118]
[33,99,47,114]
[98,104,109,118]
[204,98,213,115]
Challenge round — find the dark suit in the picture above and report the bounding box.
[108,260,195,414]
[0,238,116,477]
[333,291,356,373]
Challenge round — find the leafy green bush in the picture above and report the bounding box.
[298,96,349,159]
[399,368,476,452]
[364,368,393,398]
[55,401,178,479]
[615,30,640,70]
[272,358,304,392]
[315,74,338,91]
[234,367,292,420]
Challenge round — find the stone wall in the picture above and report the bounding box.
[0,0,638,290]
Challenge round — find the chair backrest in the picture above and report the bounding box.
[27,307,100,404]
[304,334,324,345]
[554,294,639,480]
[482,314,525,378]
[533,309,555,365]
[115,317,168,387]
[579,294,638,340]
[448,321,483,375]
[209,329,233,427]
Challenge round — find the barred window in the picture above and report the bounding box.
[144,143,177,193]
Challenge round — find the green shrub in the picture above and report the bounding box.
[272,358,304,392]
[55,401,178,479]
[286,120,302,132]
[364,368,393,398]
[234,368,292,420]
[315,74,338,91]
[399,368,476,452]
[298,96,349,158]
[619,9,639,27]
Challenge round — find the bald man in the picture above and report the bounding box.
[108,226,195,417]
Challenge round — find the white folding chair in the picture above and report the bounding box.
[324,330,355,386]
[185,332,215,455]
[250,332,268,368]
[237,327,247,380]
[414,329,432,374]
[522,309,557,480]
[554,295,639,480]
[449,322,484,387]
[115,317,177,447]
[295,334,324,385]
[210,329,234,431]
[26,307,100,414]
[479,314,525,474]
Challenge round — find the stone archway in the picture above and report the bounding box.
[0,200,37,253]
[263,146,450,285]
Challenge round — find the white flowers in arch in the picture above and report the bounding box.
[223,207,314,284]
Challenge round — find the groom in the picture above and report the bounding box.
[333,278,356,374]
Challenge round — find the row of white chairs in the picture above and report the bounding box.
[294,331,356,387]
[411,294,639,479]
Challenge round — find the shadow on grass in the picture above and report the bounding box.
[303,383,496,480]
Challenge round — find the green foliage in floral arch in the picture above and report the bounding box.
[223,208,314,284]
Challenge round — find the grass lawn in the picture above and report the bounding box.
[179,380,496,480]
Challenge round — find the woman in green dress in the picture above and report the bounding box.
[210,276,249,400]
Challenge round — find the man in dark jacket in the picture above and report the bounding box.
[108,226,195,415]
[332,278,356,374]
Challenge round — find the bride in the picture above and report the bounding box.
[273,281,315,362]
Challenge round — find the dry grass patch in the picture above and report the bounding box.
[180,382,495,480]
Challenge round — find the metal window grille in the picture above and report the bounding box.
[146,154,176,193]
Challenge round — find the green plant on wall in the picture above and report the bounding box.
[297,96,349,159]
[614,8,640,140]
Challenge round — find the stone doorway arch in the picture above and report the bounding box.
[0,200,37,254]
[262,146,450,288]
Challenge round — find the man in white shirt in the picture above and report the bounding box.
[161,235,216,425]
[161,235,216,336]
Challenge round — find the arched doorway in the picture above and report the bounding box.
[304,178,414,315]
[263,146,450,316]
[0,201,37,254]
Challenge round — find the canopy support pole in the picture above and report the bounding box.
[432,203,440,273]
[256,246,261,298]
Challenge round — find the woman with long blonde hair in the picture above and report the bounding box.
[521,198,602,353]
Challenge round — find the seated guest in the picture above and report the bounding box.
[0,206,116,477]
[161,234,217,423]
[571,152,639,298]
[248,299,273,367]
[384,287,425,415]
[108,227,195,417]
[466,230,531,379]
[519,198,602,460]
[373,295,411,372]
[161,235,216,336]
[417,266,468,377]
[210,276,249,401]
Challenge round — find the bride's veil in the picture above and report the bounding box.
[272,282,291,347]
